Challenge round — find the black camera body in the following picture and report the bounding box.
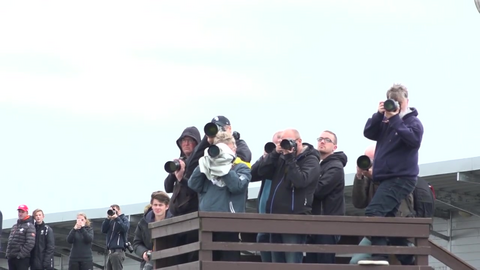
[204,122,225,137]
[107,209,117,216]
[280,139,296,151]
[384,99,400,112]
[164,157,185,173]
[264,142,276,154]
[356,155,372,170]
[125,241,134,253]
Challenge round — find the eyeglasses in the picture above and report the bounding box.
[317,137,334,143]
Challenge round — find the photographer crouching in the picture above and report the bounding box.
[188,131,251,261]
[101,205,131,270]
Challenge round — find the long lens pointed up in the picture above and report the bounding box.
[280,139,296,151]
[207,145,221,158]
[264,142,276,154]
[384,99,399,112]
[204,122,219,137]
[356,155,372,170]
[164,161,180,173]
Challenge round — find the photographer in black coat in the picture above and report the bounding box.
[30,209,55,270]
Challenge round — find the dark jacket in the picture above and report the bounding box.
[250,155,272,214]
[30,222,55,270]
[413,178,435,218]
[312,151,348,215]
[363,108,424,182]
[0,211,3,252]
[133,209,173,269]
[251,143,321,214]
[6,216,36,259]
[101,214,130,250]
[66,226,94,262]
[164,126,201,216]
[235,139,252,163]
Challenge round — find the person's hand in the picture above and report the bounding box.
[281,148,295,155]
[174,159,186,181]
[385,105,399,119]
[356,166,364,179]
[207,136,215,144]
[356,166,373,179]
[74,223,81,230]
[111,214,118,219]
[363,168,373,179]
[143,251,150,262]
[378,101,385,114]
[275,143,282,154]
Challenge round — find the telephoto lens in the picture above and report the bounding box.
[356,155,372,170]
[280,139,296,151]
[164,160,181,173]
[207,145,221,158]
[107,209,116,216]
[204,122,220,137]
[384,99,399,112]
[264,142,276,154]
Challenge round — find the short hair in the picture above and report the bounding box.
[387,84,408,101]
[214,131,236,148]
[323,130,338,145]
[110,204,120,210]
[151,191,170,205]
[32,209,44,217]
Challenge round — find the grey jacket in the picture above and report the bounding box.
[188,163,251,213]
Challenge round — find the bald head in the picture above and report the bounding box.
[281,129,301,140]
[272,131,283,144]
[364,145,376,160]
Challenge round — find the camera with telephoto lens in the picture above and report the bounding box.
[164,157,185,173]
[204,122,225,137]
[384,99,399,112]
[264,142,276,154]
[207,145,221,158]
[280,139,296,151]
[125,241,134,253]
[107,209,116,216]
[356,155,372,170]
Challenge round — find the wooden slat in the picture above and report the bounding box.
[157,261,200,270]
[429,239,477,270]
[201,242,430,255]
[149,212,199,229]
[200,261,433,270]
[151,242,200,260]
[198,212,432,224]
[151,219,200,239]
[200,218,430,238]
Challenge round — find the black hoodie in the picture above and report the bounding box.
[252,143,321,215]
[312,151,348,216]
[164,126,201,216]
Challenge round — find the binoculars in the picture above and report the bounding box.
[356,155,372,170]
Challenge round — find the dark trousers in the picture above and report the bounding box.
[8,258,30,270]
[305,235,341,264]
[173,230,199,264]
[68,260,94,270]
[365,177,417,260]
[256,233,272,262]
[212,232,240,261]
[106,250,125,270]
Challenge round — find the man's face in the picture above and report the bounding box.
[112,206,121,215]
[317,131,337,154]
[34,211,44,224]
[180,136,197,157]
[223,125,232,135]
[17,210,27,219]
[151,199,169,216]
[273,132,282,145]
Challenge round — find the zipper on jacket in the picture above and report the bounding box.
[108,221,116,248]
[291,187,295,212]
[269,176,285,213]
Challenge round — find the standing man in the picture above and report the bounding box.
[101,204,130,270]
[306,130,347,264]
[252,129,320,264]
[30,209,55,270]
[6,205,36,270]
[358,84,424,266]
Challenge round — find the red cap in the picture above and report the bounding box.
[17,205,29,211]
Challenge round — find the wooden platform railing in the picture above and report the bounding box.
[148,212,474,270]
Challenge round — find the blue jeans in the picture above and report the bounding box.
[305,234,341,263]
[365,177,417,260]
[256,233,272,262]
[270,233,306,263]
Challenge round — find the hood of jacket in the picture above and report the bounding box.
[321,151,348,167]
[143,208,173,223]
[176,126,201,157]
[297,143,321,162]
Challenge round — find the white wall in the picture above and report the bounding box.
[429,214,480,269]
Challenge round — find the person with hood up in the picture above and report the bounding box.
[133,191,172,270]
[66,213,94,270]
[6,205,36,270]
[306,130,348,264]
[163,126,201,265]
[251,129,321,264]
[188,131,251,262]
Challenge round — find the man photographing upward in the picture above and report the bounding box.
[101,204,130,270]
[358,84,424,266]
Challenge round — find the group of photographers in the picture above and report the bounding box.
[156,83,435,267]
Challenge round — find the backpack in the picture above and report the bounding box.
[412,178,435,218]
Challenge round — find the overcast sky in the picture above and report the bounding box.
[1,0,479,219]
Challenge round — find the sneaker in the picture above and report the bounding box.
[358,259,389,266]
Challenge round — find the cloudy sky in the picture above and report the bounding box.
[1,0,479,219]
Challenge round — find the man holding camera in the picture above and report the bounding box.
[358,84,424,266]
[101,205,130,270]
[252,129,321,264]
